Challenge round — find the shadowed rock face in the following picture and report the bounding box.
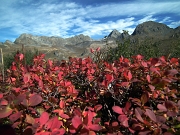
[1,21,180,60]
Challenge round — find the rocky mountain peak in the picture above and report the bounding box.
[132,21,173,37]
[107,29,121,39]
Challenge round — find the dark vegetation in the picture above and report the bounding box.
[3,49,39,71]
[104,39,180,63]
[0,41,180,135]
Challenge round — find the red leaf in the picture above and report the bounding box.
[48,59,53,67]
[118,115,129,127]
[38,80,44,89]
[151,58,159,65]
[135,108,144,122]
[40,112,49,125]
[87,111,96,125]
[11,65,17,71]
[89,131,96,135]
[132,123,144,131]
[59,99,65,109]
[44,116,62,131]
[106,74,114,82]
[145,109,157,122]
[0,93,3,99]
[141,92,149,105]
[64,81,71,87]
[94,104,102,112]
[139,130,152,135]
[9,112,22,122]
[52,128,66,135]
[146,75,151,83]
[141,61,148,67]
[177,116,180,122]
[170,58,178,65]
[58,71,63,80]
[136,54,144,60]
[125,101,131,112]
[143,120,151,126]
[93,118,101,124]
[0,105,12,118]
[148,84,155,91]
[165,101,174,110]
[12,87,21,93]
[19,53,24,60]
[178,100,180,106]
[90,48,95,53]
[22,99,28,107]
[40,132,51,135]
[128,71,132,81]
[0,99,8,106]
[29,94,42,106]
[73,108,82,117]
[60,113,70,119]
[11,77,16,82]
[150,67,160,76]
[167,69,178,76]
[112,121,119,127]
[89,124,102,131]
[112,106,124,114]
[23,73,31,84]
[157,104,167,112]
[72,115,82,129]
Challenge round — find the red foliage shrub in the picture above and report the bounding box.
[0,50,180,135]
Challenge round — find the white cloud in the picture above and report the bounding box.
[137,15,157,24]
[0,0,180,41]
[84,1,180,18]
[169,21,180,28]
[160,17,172,23]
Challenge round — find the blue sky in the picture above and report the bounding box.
[0,0,180,42]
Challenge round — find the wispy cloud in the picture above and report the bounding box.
[0,0,180,42]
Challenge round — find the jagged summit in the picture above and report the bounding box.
[107,29,121,39]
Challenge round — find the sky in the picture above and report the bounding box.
[0,0,180,42]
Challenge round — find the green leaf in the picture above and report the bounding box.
[173,124,180,129]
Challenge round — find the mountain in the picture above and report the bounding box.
[14,33,92,47]
[129,21,180,48]
[107,29,130,40]
[1,21,180,60]
[132,21,174,38]
[107,29,121,39]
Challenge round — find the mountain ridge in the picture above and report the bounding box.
[1,21,180,60]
